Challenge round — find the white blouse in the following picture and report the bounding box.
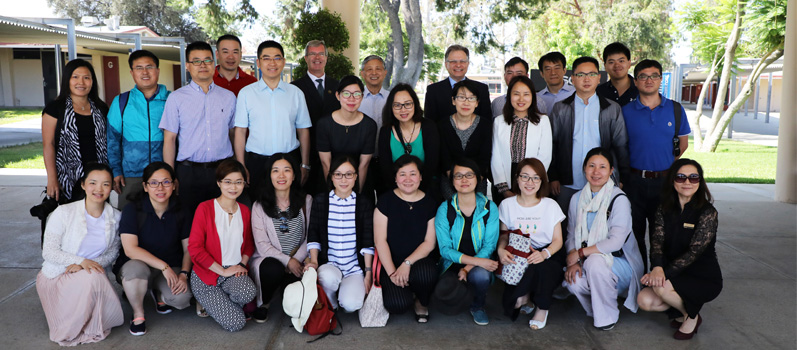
[214,199,244,266]
[76,211,107,260]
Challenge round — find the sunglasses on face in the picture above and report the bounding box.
[675,173,701,184]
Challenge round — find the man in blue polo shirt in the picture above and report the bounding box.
[622,59,690,272]
[233,40,311,194]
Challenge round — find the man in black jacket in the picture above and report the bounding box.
[424,45,492,123]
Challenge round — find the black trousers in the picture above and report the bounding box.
[258,257,300,305]
[625,175,665,272]
[379,256,438,314]
[502,249,565,319]
[176,162,222,223]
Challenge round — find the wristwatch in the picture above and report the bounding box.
[301,163,311,170]
[179,270,189,276]
[237,262,247,268]
[403,260,412,266]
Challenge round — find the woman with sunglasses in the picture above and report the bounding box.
[316,75,377,193]
[378,83,439,197]
[113,162,192,336]
[637,159,721,340]
[437,80,492,200]
[304,155,374,312]
[188,159,256,332]
[248,153,312,323]
[564,147,643,331]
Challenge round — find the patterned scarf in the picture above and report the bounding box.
[56,96,108,200]
[575,178,615,267]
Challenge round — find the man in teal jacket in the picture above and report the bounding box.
[107,50,171,209]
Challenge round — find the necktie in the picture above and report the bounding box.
[316,78,324,99]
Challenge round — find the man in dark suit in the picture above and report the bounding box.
[424,44,492,123]
[291,40,340,194]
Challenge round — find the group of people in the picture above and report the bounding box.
[35,34,722,346]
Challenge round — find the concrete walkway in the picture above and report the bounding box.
[0,118,42,148]
[0,173,794,349]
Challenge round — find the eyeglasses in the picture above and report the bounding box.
[674,173,701,184]
[133,66,157,72]
[219,180,244,186]
[392,102,414,110]
[259,56,284,62]
[637,74,662,81]
[189,59,214,66]
[146,179,173,188]
[306,52,327,57]
[518,174,542,183]
[453,172,476,180]
[333,172,356,179]
[278,211,289,233]
[454,95,478,102]
[446,59,468,64]
[339,91,363,99]
[573,72,600,78]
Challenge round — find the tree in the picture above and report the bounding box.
[177,0,258,40]
[48,0,208,42]
[680,0,786,152]
[289,9,354,81]
[378,0,425,88]
[265,0,318,61]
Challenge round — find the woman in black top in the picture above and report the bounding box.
[42,59,109,202]
[114,162,192,335]
[377,84,439,198]
[637,159,722,340]
[316,75,377,193]
[374,155,438,323]
[438,79,492,200]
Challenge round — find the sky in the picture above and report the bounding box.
[5,0,693,65]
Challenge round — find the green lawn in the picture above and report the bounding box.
[0,108,42,125]
[0,142,45,169]
[681,139,776,184]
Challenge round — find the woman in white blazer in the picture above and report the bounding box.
[491,75,552,202]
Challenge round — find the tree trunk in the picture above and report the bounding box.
[378,0,424,89]
[690,53,721,151]
[701,48,784,152]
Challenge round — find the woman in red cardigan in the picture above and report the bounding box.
[188,159,256,332]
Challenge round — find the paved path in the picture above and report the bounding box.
[0,118,41,148]
[0,172,794,349]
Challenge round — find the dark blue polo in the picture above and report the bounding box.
[622,95,691,171]
[113,198,190,274]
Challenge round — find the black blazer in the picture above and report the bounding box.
[377,119,440,193]
[423,78,492,123]
[307,192,374,270]
[437,115,492,178]
[291,74,341,126]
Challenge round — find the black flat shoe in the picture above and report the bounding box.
[415,312,429,323]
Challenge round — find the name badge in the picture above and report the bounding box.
[683,223,695,229]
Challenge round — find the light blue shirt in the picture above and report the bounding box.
[537,84,575,116]
[358,87,389,157]
[234,80,312,156]
[567,93,601,190]
[448,76,465,88]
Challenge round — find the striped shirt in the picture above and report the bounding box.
[307,191,374,277]
[270,207,305,256]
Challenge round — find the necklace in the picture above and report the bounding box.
[395,190,415,210]
[400,122,417,144]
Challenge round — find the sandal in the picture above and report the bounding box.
[414,312,429,323]
[196,303,208,318]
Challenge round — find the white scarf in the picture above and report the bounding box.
[575,178,615,267]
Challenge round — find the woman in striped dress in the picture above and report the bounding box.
[305,155,374,312]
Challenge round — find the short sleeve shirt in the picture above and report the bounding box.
[316,114,377,157]
[113,199,190,274]
[43,103,98,166]
[498,197,565,249]
[622,96,692,171]
[376,191,437,266]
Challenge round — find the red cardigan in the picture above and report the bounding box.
[188,200,254,286]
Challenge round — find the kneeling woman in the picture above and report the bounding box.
[435,158,499,325]
[374,155,439,322]
[497,157,565,330]
[188,159,256,332]
[37,162,123,346]
[637,159,721,340]
[305,155,374,312]
[564,147,643,330]
[113,162,192,336]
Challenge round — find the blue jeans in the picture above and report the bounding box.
[467,266,492,310]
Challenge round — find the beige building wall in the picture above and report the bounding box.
[11,59,44,106]
[0,49,15,106]
[744,75,783,112]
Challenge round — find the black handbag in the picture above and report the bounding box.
[29,190,61,247]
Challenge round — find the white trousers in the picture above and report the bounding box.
[565,254,620,328]
[317,263,366,312]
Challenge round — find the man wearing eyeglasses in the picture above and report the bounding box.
[549,56,629,219]
[291,40,341,195]
[234,40,311,197]
[424,44,492,123]
[596,42,639,107]
[159,41,237,218]
[491,56,530,118]
[622,59,690,272]
[107,50,171,209]
[213,34,257,96]
[537,51,575,116]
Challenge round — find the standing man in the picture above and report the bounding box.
[234,40,312,193]
[425,44,492,122]
[358,54,389,197]
[291,40,340,193]
[596,42,638,106]
[549,56,629,216]
[214,34,257,96]
[160,41,237,217]
[622,59,690,272]
[491,57,531,118]
[537,51,576,116]
[107,50,171,209]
